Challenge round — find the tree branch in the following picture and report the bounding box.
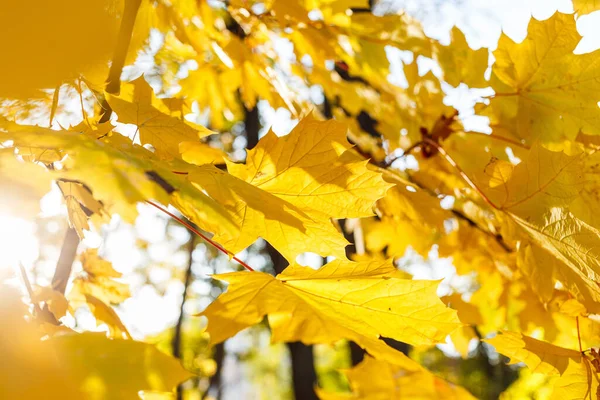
[99,0,142,123]
[51,227,80,295]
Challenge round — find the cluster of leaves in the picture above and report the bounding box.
[5,0,600,398]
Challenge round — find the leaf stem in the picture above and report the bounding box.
[577,316,583,353]
[145,200,254,272]
[19,263,43,315]
[463,131,530,150]
[423,138,499,210]
[383,141,423,167]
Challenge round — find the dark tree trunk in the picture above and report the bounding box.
[173,236,195,400]
[245,103,319,400]
[203,342,225,400]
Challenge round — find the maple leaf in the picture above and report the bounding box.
[70,249,130,305]
[179,141,227,165]
[479,143,600,312]
[0,121,238,233]
[0,148,52,218]
[435,26,489,89]
[57,181,105,238]
[485,12,600,143]
[51,333,192,399]
[0,0,119,99]
[107,78,215,160]
[319,355,476,400]
[84,294,132,339]
[573,0,600,15]
[190,115,392,262]
[485,331,581,375]
[485,331,599,399]
[363,185,450,257]
[201,259,461,362]
[33,287,69,320]
[0,285,190,400]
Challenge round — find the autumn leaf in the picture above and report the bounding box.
[573,0,600,15]
[70,249,130,305]
[190,115,392,262]
[84,294,132,339]
[0,285,190,400]
[57,180,105,238]
[107,83,214,160]
[201,259,461,363]
[52,333,191,399]
[319,355,476,400]
[485,331,581,375]
[33,287,69,320]
[485,12,600,143]
[435,26,489,88]
[0,121,238,233]
[485,331,599,399]
[478,142,600,312]
[0,148,52,218]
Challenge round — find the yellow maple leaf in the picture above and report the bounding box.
[0,284,191,399]
[485,331,599,399]
[33,287,70,320]
[107,80,214,160]
[70,250,131,306]
[190,115,392,262]
[319,355,475,400]
[0,0,119,99]
[58,181,105,238]
[485,331,581,375]
[1,121,238,234]
[435,26,489,88]
[573,0,600,15]
[0,149,52,218]
[478,143,600,312]
[201,259,461,363]
[84,294,132,339]
[179,141,227,165]
[486,12,600,143]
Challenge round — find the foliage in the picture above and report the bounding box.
[4,0,600,399]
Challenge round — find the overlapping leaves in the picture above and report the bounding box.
[201,259,460,364]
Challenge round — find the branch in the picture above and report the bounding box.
[422,138,499,210]
[19,264,43,315]
[146,201,254,272]
[51,227,80,295]
[99,0,142,123]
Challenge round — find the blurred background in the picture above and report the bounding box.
[1,0,597,399]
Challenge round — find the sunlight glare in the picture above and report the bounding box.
[0,214,39,271]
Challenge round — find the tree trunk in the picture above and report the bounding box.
[173,235,195,400]
[245,102,319,400]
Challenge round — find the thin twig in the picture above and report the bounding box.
[145,201,254,272]
[19,264,43,315]
[423,138,499,210]
[578,316,583,353]
[463,131,530,150]
[49,85,60,128]
[383,141,423,167]
[77,79,91,128]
